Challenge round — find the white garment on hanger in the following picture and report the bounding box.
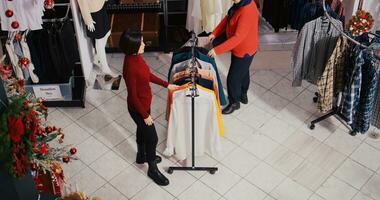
[186,0,203,34]
[164,87,222,160]
[0,0,44,31]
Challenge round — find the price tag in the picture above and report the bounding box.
[33,86,63,100]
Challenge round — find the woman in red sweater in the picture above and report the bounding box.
[208,0,259,114]
[119,31,176,186]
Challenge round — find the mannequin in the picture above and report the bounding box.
[76,0,116,76]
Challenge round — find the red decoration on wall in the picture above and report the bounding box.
[11,21,19,29]
[5,9,13,17]
[15,33,23,42]
[44,0,55,10]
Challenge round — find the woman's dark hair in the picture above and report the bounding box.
[119,30,143,55]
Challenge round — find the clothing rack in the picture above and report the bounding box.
[309,0,380,137]
[167,32,218,175]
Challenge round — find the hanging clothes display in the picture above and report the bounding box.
[0,0,44,31]
[372,77,380,129]
[168,47,227,106]
[292,16,342,87]
[262,0,292,32]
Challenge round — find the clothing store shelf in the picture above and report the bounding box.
[106,2,163,13]
[42,63,86,108]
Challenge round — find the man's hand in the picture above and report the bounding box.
[144,115,154,126]
[208,49,217,58]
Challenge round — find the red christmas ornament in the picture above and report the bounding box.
[45,126,53,134]
[4,65,11,71]
[15,33,22,42]
[70,148,77,155]
[5,9,13,17]
[36,129,43,136]
[19,57,30,68]
[62,156,70,163]
[11,21,19,29]
[31,163,38,171]
[52,126,57,131]
[44,0,55,9]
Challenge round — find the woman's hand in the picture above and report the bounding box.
[144,115,154,126]
[167,84,178,90]
[208,49,217,58]
[208,34,216,43]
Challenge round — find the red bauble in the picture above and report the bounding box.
[45,126,53,134]
[31,163,38,171]
[62,156,70,163]
[15,33,22,42]
[11,21,19,29]
[44,0,55,9]
[4,65,11,71]
[36,129,43,136]
[5,9,13,18]
[70,148,77,155]
[19,57,30,68]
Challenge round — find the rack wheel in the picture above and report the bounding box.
[314,92,319,96]
[209,170,216,174]
[310,124,315,130]
[349,131,357,136]
[167,169,173,174]
[313,97,318,103]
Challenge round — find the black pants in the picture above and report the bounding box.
[227,54,254,103]
[128,110,158,162]
[213,34,255,104]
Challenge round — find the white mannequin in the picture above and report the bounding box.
[76,0,116,76]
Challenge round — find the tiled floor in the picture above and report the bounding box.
[49,51,380,200]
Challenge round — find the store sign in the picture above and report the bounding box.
[33,86,63,100]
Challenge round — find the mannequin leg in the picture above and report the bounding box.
[94,31,116,76]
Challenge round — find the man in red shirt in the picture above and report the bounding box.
[208,0,259,114]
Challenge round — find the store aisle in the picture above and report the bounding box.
[51,52,380,200]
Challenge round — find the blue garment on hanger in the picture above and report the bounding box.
[169,50,227,106]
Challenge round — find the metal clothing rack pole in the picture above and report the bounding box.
[167,32,218,175]
[309,0,380,136]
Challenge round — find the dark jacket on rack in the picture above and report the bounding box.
[262,0,292,32]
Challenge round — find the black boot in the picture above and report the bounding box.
[136,144,162,164]
[240,93,248,104]
[222,102,240,114]
[148,161,169,186]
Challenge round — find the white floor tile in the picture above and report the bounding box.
[300,116,338,142]
[252,70,283,89]
[365,132,380,151]
[110,165,151,199]
[77,109,113,134]
[271,178,313,200]
[200,165,241,195]
[115,112,138,134]
[292,90,318,113]
[93,184,128,200]
[361,173,380,200]
[61,159,86,180]
[276,103,313,129]
[68,167,106,195]
[132,183,174,200]
[246,162,286,193]
[155,122,168,145]
[114,136,138,164]
[242,133,279,160]
[260,117,296,143]
[93,122,132,149]
[282,131,321,158]
[306,143,346,173]
[270,78,304,101]
[59,102,95,120]
[86,88,116,107]
[352,192,374,200]
[253,91,290,116]
[98,96,129,120]
[221,147,260,177]
[76,136,109,165]
[178,181,221,200]
[164,168,197,197]
[210,138,238,162]
[333,159,373,190]
[222,115,256,145]
[289,161,331,191]
[265,145,304,175]
[90,150,130,181]
[308,194,326,200]
[324,129,362,156]
[47,109,73,129]
[179,154,218,179]
[237,105,274,129]
[316,176,358,200]
[62,123,91,146]
[263,196,276,200]
[151,96,167,119]
[224,179,267,200]
[351,143,380,171]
